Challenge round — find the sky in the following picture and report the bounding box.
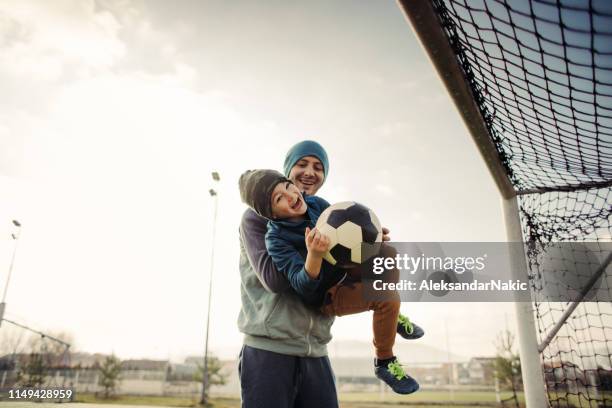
[0,0,517,362]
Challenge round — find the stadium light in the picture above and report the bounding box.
[201,172,220,406]
[1,219,22,326]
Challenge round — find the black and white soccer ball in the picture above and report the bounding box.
[315,201,383,267]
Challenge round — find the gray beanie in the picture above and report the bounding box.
[239,169,290,219]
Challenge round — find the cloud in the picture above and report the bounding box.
[374,121,415,138]
[0,0,511,360]
[0,62,292,358]
[375,184,394,196]
[0,0,126,81]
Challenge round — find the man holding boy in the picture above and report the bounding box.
[237,140,423,407]
[237,140,339,408]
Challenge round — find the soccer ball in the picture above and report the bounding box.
[315,201,383,267]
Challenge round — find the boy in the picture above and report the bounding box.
[239,169,423,394]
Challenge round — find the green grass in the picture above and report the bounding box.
[74,393,200,406]
[340,390,525,403]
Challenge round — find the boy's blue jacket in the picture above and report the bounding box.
[265,195,344,307]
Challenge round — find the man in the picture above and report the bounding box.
[237,140,418,406]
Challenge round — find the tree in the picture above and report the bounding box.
[26,331,73,368]
[193,355,228,397]
[494,330,522,407]
[0,326,27,357]
[1,328,74,389]
[98,354,122,399]
[20,352,46,387]
[17,334,49,388]
[0,327,27,374]
[42,331,74,367]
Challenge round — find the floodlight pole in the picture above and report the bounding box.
[1,220,22,327]
[396,1,548,406]
[201,172,220,406]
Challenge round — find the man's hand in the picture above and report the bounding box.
[305,227,330,257]
[382,227,391,242]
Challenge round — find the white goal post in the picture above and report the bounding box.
[396,1,548,406]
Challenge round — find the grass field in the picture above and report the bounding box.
[11,390,612,407]
[0,391,526,407]
[340,391,524,404]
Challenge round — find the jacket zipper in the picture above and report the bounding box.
[306,316,314,356]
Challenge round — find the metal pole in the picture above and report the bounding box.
[1,318,71,349]
[397,1,548,404]
[200,186,219,406]
[538,252,612,353]
[444,319,454,401]
[503,197,548,407]
[1,220,21,326]
[396,0,516,200]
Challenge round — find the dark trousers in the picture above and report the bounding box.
[239,345,339,408]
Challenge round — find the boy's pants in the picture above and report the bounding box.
[239,345,339,408]
[320,244,401,360]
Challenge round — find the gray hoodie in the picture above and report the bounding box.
[237,208,334,357]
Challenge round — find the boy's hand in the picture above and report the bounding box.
[305,227,330,257]
[382,227,391,242]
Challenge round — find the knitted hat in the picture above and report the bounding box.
[239,169,290,219]
[283,140,329,179]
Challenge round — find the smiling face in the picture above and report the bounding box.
[288,156,325,195]
[271,181,308,220]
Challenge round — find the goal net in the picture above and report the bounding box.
[400,0,612,406]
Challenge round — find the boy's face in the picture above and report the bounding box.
[271,181,308,219]
[288,156,324,196]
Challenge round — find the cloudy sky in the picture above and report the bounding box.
[0,0,516,362]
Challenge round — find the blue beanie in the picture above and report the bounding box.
[283,140,329,178]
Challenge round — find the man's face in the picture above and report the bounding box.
[270,181,308,219]
[288,156,325,195]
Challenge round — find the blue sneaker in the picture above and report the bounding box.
[397,314,424,340]
[375,358,419,394]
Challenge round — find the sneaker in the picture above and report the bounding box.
[375,358,419,395]
[397,314,425,340]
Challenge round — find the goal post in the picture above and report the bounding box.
[395,0,515,200]
[503,196,548,407]
[397,0,612,405]
[396,0,548,405]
